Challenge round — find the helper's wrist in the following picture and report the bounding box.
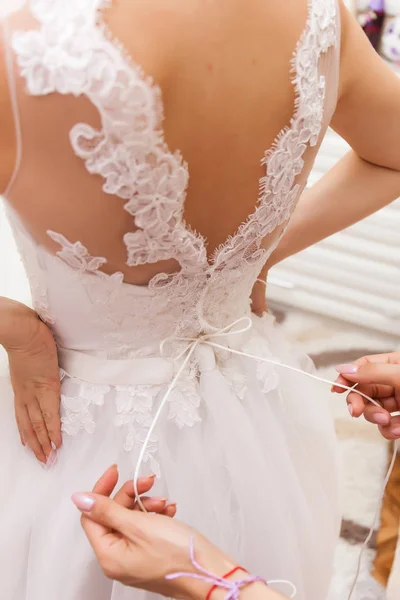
[177,554,236,600]
[184,569,277,600]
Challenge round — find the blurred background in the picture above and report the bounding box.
[1,1,400,598]
[272,5,400,595]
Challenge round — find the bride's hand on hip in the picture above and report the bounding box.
[333,352,400,440]
[0,297,61,464]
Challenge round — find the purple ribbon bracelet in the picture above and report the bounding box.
[166,537,268,600]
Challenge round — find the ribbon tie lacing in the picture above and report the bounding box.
[133,311,398,600]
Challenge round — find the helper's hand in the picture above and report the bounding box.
[89,465,178,518]
[333,352,400,440]
[0,298,61,464]
[73,467,237,599]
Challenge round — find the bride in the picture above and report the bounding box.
[1,1,400,599]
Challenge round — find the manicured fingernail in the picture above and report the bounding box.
[348,404,354,417]
[392,427,400,437]
[336,364,359,374]
[374,414,390,425]
[51,441,57,451]
[45,450,58,469]
[72,493,95,512]
[167,502,177,508]
[153,497,167,503]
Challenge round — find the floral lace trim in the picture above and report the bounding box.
[213,0,337,269]
[61,378,111,436]
[59,343,279,473]
[12,0,207,277]
[47,231,108,274]
[114,384,162,476]
[59,365,204,475]
[12,0,337,286]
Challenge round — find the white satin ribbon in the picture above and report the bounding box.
[58,348,174,386]
[58,312,397,600]
[131,314,398,600]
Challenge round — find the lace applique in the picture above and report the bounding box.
[61,379,111,436]
[114,384,161,475]
[213,0,336,270]
[168,366,201,428]
[9,0,338,456]
[13,0,337,289]
[59,367,202,468]
[220,361,248,401]
[47,231,107,274]
[256,360,280,395]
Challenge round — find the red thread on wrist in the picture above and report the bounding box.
[205,566,247,600]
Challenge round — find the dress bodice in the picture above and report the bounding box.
[2,0,340,358]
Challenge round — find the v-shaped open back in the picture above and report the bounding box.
[2,0,340,354]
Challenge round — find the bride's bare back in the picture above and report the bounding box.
[1,0,400,326]
[0,0,336,287]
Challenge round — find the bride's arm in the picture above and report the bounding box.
[268,153,400,267]
[267,0,400,269]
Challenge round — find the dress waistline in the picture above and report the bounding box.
[58,348,175,386]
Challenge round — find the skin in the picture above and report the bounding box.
[74,466,287,600]
[1,0,400,460]
[1,2,400,591]
[334,353,400,440]
[0,297,61,463]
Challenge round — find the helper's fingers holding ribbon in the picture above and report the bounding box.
[333,353,400,439]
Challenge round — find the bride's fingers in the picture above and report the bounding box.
[15,413,25,446]
[17,402,46,463]
[27,398,52,460]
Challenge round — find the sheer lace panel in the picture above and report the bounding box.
[11,0,336,276]
[5,0,338,343]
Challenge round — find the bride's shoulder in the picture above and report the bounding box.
[104,0,314,72]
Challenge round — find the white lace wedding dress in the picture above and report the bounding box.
[0,1,341,599]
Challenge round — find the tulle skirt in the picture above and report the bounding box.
[0,315,340,600]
